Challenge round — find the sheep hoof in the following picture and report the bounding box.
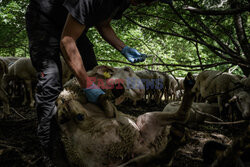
[0,112,4,119]
[30,102,35,108]
[97,94,117,118]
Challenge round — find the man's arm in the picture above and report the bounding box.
[95,19,126,52]
[96,19,147,63]
[60,14,88,88]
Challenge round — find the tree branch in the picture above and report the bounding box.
[97,59,231,68]
[183,5,250,15]
[233,13,250,61]
[124,15,233,60]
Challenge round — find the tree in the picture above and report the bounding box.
[0,0,249,76]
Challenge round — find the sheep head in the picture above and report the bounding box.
[229,91,250,119]
[87,65,145,105]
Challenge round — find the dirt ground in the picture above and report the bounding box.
[0,99,248,167]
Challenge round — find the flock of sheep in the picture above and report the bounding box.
[0,56,73,118]
[0,56,250,122]
[0,56,250,166]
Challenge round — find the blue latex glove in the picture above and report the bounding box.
[121,46,147,63]
[83,83,105,103]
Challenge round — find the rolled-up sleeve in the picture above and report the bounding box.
[63,0,92,25]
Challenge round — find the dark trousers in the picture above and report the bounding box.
[25,4,98,153]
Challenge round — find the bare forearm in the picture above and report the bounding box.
[96,24,126,52]
[60,37,88,88]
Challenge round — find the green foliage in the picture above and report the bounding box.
[0,0,248,76]
[0,0,28,57]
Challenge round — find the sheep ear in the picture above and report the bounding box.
[56,98,71,124]
[115,95,126,105]
[96,66,115,76]
[229,95,238,103]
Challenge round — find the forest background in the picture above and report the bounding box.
[0,0,249,77]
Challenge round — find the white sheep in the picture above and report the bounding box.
[1,56,20,66]
[163,101,220,124]
[192,70,250,119]
[134,70,165,104]
[3,57,73,108]
[56,72,196,166]
[163,74,178,102]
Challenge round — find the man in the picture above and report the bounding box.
[25,0,166,166]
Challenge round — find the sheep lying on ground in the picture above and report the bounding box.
[192,70,250,119]
[163,102,220,124]
[56,72,196,167]
[0,58,10,119]
[3,57,73,108]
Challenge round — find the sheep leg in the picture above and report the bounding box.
[22,81,28,106]
[133,100,137,106]
[25,80,35,108]
[118,124,186,167]
[217,96,225,119]
[156,89,163,105]
[0,87,10,117]
[163,89,167,103]
[97,94,117,118]
[164,89,169,103]
[146,90,151,104]
[24,80,35,108]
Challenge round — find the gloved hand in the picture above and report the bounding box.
[121,46,147,63]
[83,83,105,103]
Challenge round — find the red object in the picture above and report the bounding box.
[41,72,45,77]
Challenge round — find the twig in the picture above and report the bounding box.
[28,157,42,166]
[97,59,230,68]
[10,107,26,119]
[194,42,204,71]
[204,120,246,125]
[194,110,223,122]
[183,5,250,15]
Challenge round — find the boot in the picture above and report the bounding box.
[42,154,56,167]
[41,147,56,167]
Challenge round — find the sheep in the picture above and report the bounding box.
[174,77,185,100]
[1,56,20,66]
[56,72,196,167]
[1,57,23,100]
[64,66,145,107]
[3,57,73,108]
[240,75,250,88]
[134,70,164,104]
[192,70,250,119]
[163,102,220,124]
[162,74,178,102]
[0,58,10,119]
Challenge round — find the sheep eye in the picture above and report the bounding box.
[76,114,84,121]
[124,67,130,72]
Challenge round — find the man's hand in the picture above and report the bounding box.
[121,46,147,63]
[83,83,105,103]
